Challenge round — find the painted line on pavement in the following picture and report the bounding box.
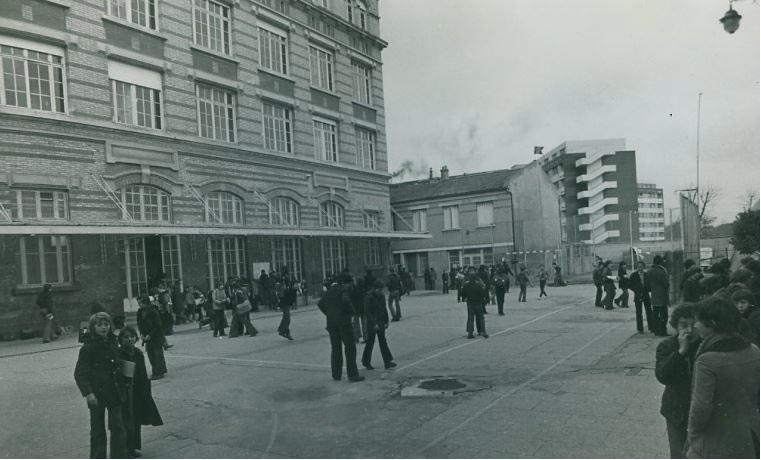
[413,322,622,455]
[396,300,584,372]
[165,354,331,369]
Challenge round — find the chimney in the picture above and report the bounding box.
[441,165,449,179]
[429,167,433,180]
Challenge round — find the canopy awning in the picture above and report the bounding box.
[0,223,431,239]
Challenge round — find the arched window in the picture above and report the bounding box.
[270,197,300,226]
[206,191,244,224]
[121,184,171,222]
[320,201,344,228]
[356,1,367,29]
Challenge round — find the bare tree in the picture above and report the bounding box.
[685,184,721,228]
[740,190,758,212]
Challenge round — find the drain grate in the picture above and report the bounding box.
[419,378,467,391]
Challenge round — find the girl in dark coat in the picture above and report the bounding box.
[74,312,127,459]
[118,326,163,458]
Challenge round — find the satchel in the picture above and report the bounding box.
[235,299,252,315]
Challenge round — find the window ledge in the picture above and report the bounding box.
[351,100,375,111]
[442,228,461,232]
[309,85,340,98]
[101,15,167,40]
[476,224,496,229]
[189,44,238,64]
[257,67,296,83]
[13,283,81,296]
[38,0,71,8]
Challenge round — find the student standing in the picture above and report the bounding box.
[537,266,549,299]
[648,256,671,336]
[361,280,396,370]
[517,267,532,303]
[494,269,508,315]
[629,261,654,333]
[462,268,488,339]
[136,296,167,380]
[318,273,365,382]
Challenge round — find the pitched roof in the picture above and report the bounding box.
[390,167,524,204]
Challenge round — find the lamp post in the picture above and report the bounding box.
[720,4,742,33]
[506,186,518,273]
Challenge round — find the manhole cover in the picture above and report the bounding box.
[419,378,467,391]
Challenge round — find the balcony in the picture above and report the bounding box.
[578,197,618,215]
[579,213,619,231]
[581,229,621,244]
[575,152,613,167]
[577,180,617,199]
[575,165,617,184]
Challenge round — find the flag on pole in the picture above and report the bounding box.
[533,146,544,155]
[631,247,643,262]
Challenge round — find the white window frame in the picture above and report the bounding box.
[121,184,171,222]
[107,0,159,30]
[320,201,344,228]
[121,237,148,298]
[271,238,302,279]
[476,201,494,226]
[355,127,375,169]
[443,205,459,230]
[160,235,183,288]
[258,22,288,75]
[13,189,68,220]
[269,197,300,226]
[207,237,245,289]
[196,83,236,142]
[412,209,427,232]
[351,61,372,105]
[364,238,381,267]
[111,80,162,129]
[309,44,334,92]
[357,0,367,30]
[262,100,292,153]
[192,0,231,55]
[313,117,338,163]
[363,210,380,230]
[0,38,66,113]
[205,191,244,224]
[18,235,72,287]
[321,238,346,278]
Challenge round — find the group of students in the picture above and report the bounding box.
[74,311,164,459]
[654,276,759,458]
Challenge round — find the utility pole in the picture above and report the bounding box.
[696,92,702,252]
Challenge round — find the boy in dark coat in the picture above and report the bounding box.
[733,289,759,347]
[655,304,701,459]
[74,312,127,459]
[647,256,671,336]
[136,296,167,380]
[118,326,163,458]
[462,269,488,339]
[517,267,532,303]
[592,262,604,307]
[629,261,654,333]
[361,280,396,370]
[318,273,365,382]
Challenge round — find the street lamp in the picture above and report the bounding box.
[720,4,742,34]
[506,186,518,272]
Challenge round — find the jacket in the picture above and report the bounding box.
[592,267,603,285]
[136,305,164,344]
[647,264,670,306]
[628,270,650,301]
[386,273,402,292]
[363,291,388,329]
[681,266,704,302]
[739,307,760,347]
[119,347,163,426]
[74,334,125,408]
[686,334,759,459]
[461,277,487,307]
[318,283,354,328]
[655,335,701,423]
[617,267,628,289]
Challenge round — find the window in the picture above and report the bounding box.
[19,235,71,286]
[448,250,461,269]
[192,0,231,55]
[346,0,352,22]
[364,239,381,267]
[255,0,288,14]
[109,61,162,129]
[357,0,367,29]
[351,61,372,105]
[108,0,157,29]
[309,45,334,91]
[1,42,65,113]
[160,235,182,287]
[12,189,67,220]
[313,118,338,162]
[443,205,459,230]
[355,127,375,169]
[363,210,379,230]
[412,209,427,232]
[321,238,346,278]
[262,101,292,153]
[121,185,171,222]
[476,201,494,226]
[121,237,147,297]
[258,24,288,75]
[196,83,236,142]
[270,197,299,226]
[272,238,302,279]
[206,191,244,224]
[317,0,329,8]
[207,237,245,288]
[320,201,344,228]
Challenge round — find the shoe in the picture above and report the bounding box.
[384,362,397,369]
[42,340,50,344]
[348,375,365,382]
[614,299,621,307]
[219,333,227,337]
[286,334,294,340]
[363,363,374,370]
[467,333,475,339]
[332,376,342,381]
[481,333,489,339]
[150,374,165,381]
[605,307,614,310]
[129,450,142,458]
[498,312,505,316]
[164,344,174,349]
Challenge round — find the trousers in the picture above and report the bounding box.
[652,305,669,336]
[443,281,449,294]
[466,303,486,334]
[634,295,654,332]
[212,309,226,336]
[362,325,393,365]
[665,418,687,459]
[145,341,167,377]
[89,403,126,459]
[595,283,603,306]
[496,288,506,314]
[122,385,142,453]
[278,304,291,335]
[539,280,548,297]
[518,285,527,302]
[603,283,616,308]
[327,324,359,380]
[387,290,401,320]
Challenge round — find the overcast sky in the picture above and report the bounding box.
[378,0,760,225]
